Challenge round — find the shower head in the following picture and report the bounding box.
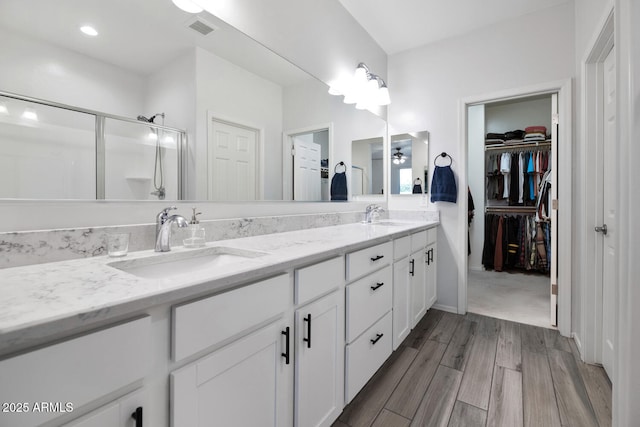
[137,113,165,123]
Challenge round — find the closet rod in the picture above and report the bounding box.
[484,141,551,152]
[485,206,537,214]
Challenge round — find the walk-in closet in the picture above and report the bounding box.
[467,94,558,328]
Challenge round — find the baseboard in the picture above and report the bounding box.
[572,332,584,360]
[431,303,458,314]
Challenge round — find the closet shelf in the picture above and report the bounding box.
[485,206,537,214]
[484,141,551,152]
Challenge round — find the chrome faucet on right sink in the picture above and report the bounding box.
[364,204,385,223]
[155,206,189,252]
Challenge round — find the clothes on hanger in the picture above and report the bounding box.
[486,148,550,206]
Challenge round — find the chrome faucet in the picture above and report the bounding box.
[155,206,189,252]
[364,204,385,223]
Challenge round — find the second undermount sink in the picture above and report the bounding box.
[108,246,267,280]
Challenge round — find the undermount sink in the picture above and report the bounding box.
[108,246,267,280]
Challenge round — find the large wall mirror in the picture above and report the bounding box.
[0,0,386,202]
[389,131,430,195]
[351,137,384,197]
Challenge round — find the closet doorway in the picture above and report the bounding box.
[465,90,564,330]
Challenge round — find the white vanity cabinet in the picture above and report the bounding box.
[170,274,293,427]
[425,228,438,310]
[171,317,293,427]
[410,230,428,328]
[294,257,345,427]
[344,242,393,403]
[0,317,151,427]
[392,236,412,349]
[64,390,144,427]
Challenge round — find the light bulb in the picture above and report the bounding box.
[80,26,98,36]
[21,108,38,121]
[0,103,7,114]
[172,0,203,13]
[377,86,391,106]
[147,131,158,141]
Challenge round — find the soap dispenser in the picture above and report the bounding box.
[183,207,205,248]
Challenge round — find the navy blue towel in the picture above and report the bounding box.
[430,165,457,203]
[331,172,347,201]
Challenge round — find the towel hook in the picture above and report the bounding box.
[334,161,346,173]
[434,152,453,167]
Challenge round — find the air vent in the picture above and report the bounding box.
[187,17,217,36]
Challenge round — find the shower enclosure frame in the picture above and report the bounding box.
[0,90,187,200]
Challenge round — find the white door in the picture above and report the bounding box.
[392,258,411,350]
[208,119,257,201]
[171,319,292,427]
[295,291,344,427]
[600,47,617,377]
[410,249,427,328]
[293,138,321,201]
[550,93,559,326]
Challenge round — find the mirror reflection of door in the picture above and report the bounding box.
[291,129,329,201]
[389,131,429,195]
[351,137,384,195]
[208,118,258,201]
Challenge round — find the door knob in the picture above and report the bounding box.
[595,224,608,235]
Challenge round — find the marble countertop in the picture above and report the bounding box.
[0,219,438,356]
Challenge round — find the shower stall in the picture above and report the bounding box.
[0,91,186,200]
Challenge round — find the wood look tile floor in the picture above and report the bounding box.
[334,310,612,427]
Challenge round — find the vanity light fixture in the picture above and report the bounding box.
[80,25,98,36]
[21,107,38,121]
[392,147,406,164]
[172,0,203,13]
[328,62,391,109]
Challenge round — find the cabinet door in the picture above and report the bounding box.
[295,290,344,427]
[65,389,144,427]
[410,249,427,328]
[171,319,292,427]
[425,243,437,309]
[392,258,411,350]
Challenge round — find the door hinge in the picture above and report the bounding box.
[552,199,558,210]
[291,146,296,156]
[552,284,558,295]
[552,113,559,125]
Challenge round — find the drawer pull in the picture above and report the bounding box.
[370,255,384,262]
[370,333,384,345]
[370,282,385,291]
[281,327,291,364]
[303,314,312,348]
[410,259,415,276]
[131,406,143,427]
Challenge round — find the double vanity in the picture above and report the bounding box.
[0,217,438,427]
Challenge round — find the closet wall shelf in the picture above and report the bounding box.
[484,141,551,152]
[485,206,537,214]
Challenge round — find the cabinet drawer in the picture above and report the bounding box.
[346,265,392,342]
[410,230,428,252]
[173,274,289,361]
[393,236,411,260]
[295,256,344,305]
[346,241,393,281]
[0,317,150,427]
[427,227,437,245]
[345,311,393,403]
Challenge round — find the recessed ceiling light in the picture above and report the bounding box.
[172,0,203,13]
[80,26,98,36]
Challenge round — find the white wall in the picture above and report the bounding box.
[388,2,575,311]
[0,27,145,117]
[194,47,284,200]
[467,105,485,270]
[485,97,552,134]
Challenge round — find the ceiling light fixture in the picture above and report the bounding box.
[392,147,406,165]
[328,62,391,109]
[172,0,204,13]
[80,25,98,36]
